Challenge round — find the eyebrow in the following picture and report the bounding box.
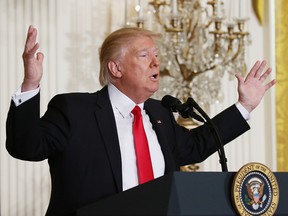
[136,47,159,53]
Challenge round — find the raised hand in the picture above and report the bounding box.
[235,60,276,113]
[21,25,44,92]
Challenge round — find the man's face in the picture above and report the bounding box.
[117,35,160,104]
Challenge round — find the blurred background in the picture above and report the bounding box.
[0,0,287,215]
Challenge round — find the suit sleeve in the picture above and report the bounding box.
[6,93,71,161]
[174,104,251,166]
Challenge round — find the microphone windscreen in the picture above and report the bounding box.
[161,95,181,111]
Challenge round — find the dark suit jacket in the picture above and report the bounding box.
[6,86,250,215]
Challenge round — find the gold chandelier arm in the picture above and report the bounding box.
[127,0,250,122]
[148,0,167,27]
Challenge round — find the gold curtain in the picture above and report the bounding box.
[275,0,288,171]
[253,0,288,171]
[252,0,264,25]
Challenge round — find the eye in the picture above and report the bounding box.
[138,52,148,58]
[153,49,159,58]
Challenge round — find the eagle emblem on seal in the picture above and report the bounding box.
[245,177,267,210]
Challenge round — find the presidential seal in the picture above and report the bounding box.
[231,162,279,215]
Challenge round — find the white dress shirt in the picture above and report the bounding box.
[107,84,165,191]
[12,87,39,106]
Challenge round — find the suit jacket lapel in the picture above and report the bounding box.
[144,100,177,173]
[94,87,123,192]
[93,89,177,192]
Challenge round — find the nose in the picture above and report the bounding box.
[150,55,160,68]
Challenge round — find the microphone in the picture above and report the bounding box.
[161,95,228,172]
[161,95,205,122]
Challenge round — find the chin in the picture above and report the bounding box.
[151,86,159,94]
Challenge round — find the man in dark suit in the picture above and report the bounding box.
[6,26,276,215]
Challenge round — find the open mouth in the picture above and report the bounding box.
[150,73,159,79]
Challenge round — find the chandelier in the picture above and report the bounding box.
[125,0,251,126]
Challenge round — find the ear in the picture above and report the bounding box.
[108,61,122,78]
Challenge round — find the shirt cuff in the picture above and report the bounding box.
[235,102,250,121]
[12,86,40,107]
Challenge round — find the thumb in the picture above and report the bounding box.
[37,52,44,63]
[235,73,244,86]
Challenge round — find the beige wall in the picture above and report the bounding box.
[0,0,276,215]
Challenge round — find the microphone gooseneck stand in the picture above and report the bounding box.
[186,97,228,172]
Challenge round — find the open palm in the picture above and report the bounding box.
[236,60,276,113]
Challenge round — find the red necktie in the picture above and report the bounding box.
[132,106,154,184]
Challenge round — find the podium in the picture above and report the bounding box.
[77,172,288,215]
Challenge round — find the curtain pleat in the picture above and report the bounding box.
[275,0,288,171]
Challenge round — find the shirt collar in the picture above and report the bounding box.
[108,84,144,118]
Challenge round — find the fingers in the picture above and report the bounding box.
[23,25,39,58]
[260,66,276,91]
[249,60,276,91]
[25,25,35,44]
[245,60,272,81]
[254,60,267,79]
[264,79,276,91]
[259,67,272,82]
[25,25,37,48]
[245,60,260,80]
[257,62,275,90]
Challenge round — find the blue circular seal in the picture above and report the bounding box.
[232,162,279,215]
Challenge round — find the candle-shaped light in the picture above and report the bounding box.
[172,0,178,16]
[138,0,143,20]
[228,0,232,21]
[239,0,243,18]
[199,0,206,7]
[216,0,221,17]
[124,0,128,25]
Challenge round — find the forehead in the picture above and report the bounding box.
[128,35,158,51]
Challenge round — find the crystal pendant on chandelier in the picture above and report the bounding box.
[125,0,251,120]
